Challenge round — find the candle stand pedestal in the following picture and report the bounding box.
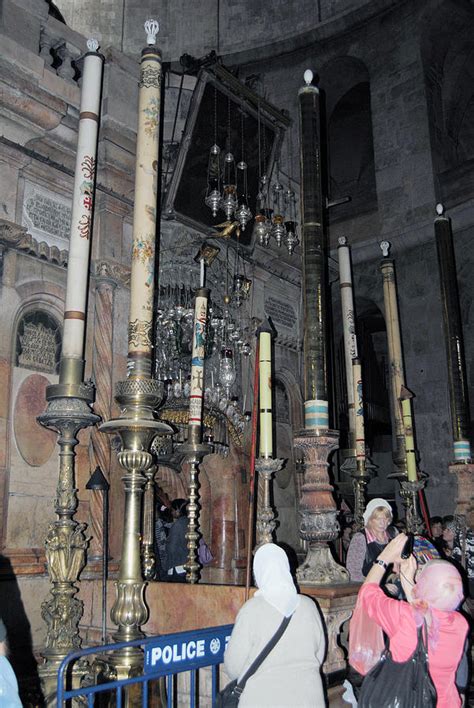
[389,472,426,535]
[180,441,212,584]
[295,429,349,585]
[340,456,375,531]
[99,378,172,681]
[37,373,99,703]
[255,457,285,546]
[449,462,474,527]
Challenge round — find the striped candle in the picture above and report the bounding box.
[62,40,103,366]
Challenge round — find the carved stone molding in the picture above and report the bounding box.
[91,259,131,288]
[0,218,68,266]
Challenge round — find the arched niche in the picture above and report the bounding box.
[15,309,62,375]
[320,57,377,221]
[420,0,474,199]
[273,368,303,553]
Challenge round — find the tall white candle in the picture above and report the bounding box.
[127,20,162,378]
[352,358,365,463]
[188,289,209,439]
[258,322,273,458]
[337,236,358,450]
[62,40,104,363]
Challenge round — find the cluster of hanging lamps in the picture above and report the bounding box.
[204,88,298,254]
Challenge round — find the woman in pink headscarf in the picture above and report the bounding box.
[357,533,469,708]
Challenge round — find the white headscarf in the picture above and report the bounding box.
[253,543,299,617]
[362,498,392,527]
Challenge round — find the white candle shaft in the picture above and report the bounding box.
[62,49,103,359]
[401,397,417,481]
[338,240,358,446]
[188,293,208,428]
[259,330,273,458]
[381,260,406,455]
[352,360,365,460]
[200,258,205,288]
[128,47,162,370]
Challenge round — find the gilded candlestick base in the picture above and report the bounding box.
[399,476,427,535]
[100,378,173,672]
[37,383,99,702]
[180,442,212,584]
[255,457,285,546]
[341,455,374,531]
[295,429,349,585]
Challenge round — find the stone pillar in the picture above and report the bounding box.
[87,263,117,563]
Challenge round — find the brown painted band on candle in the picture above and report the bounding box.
[340,282,352,289]
[64,310,85,320]
[79,111,99,122]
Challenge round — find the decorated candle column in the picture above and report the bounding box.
[379,242,406,473]
[337,236,358,451]
[127,20,162,379]
[299,70,329,431]
[294,70,347,584]
[351,358,370,529]
[255,319,283,547]
[400,386,417,482]
[258,320,273,459]
[61,39,104,384]
[434,205,472,463]
[187,286,209,447]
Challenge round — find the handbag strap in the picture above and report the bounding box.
[234,612,293,693]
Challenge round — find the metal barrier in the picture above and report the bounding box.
[57,624,234,706]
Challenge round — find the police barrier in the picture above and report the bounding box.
[144,624,233,673]
[57,623,235,706]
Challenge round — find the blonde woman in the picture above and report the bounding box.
[346,498,397,583]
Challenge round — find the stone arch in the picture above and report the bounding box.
[319,56,377,219]
[420,0,474,178]
[11,283,65,373]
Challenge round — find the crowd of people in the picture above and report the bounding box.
[220,499,472,707]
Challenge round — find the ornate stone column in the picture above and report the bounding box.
[87,262,117,563]
[296,70,347,584]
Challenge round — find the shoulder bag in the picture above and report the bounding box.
[215,612,293,707]
[358,621,437,708]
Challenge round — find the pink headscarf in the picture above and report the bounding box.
[411,560,464,648]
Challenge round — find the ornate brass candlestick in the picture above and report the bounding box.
[255,457,285,546]
[99,379,172,677]
[37,362,99,700]
[181,437,212,584]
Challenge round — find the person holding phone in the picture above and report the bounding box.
[357,534,469,708]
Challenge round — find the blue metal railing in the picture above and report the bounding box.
[57,624,234,706]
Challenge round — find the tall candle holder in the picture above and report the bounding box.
[99,379,172,678]
[37,378,99,700]
[255,457,285,546]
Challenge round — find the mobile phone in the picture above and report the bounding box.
[401,534,414,559]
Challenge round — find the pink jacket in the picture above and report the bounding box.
[359,583,468,708]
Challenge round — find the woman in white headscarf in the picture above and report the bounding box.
[223,543,326,707]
